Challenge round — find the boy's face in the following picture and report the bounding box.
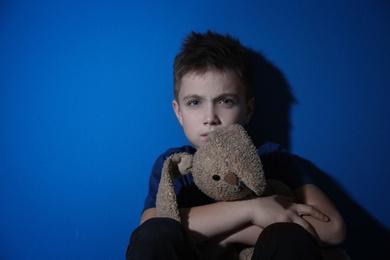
[173,70,254,149]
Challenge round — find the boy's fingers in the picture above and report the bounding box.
[297,205,330,222]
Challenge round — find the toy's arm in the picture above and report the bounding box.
[155,153,193,222]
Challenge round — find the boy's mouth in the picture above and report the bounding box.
[201,129,217,140]
[201,133,210,140]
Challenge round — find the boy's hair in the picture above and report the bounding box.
[173,30,253,101]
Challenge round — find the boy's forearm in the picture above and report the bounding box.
[140,200,253,244]
[179,200,252,245]
[224,224,263,246]
[180,184,346,247]
[196,224,262,259]
[140,185,345,247]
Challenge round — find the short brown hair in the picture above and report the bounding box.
[173,30,253,101]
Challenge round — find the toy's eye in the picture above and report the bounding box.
[212,175,221,181]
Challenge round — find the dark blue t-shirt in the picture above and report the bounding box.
[143,142,314,212]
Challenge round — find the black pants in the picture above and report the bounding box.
[126,218,322,260]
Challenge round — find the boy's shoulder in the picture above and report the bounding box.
[258,142,284,155]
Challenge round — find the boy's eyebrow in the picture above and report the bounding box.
[217,93,240,99]
[182,93,241,101]
[213,93,241,102]
[182,94,204,101]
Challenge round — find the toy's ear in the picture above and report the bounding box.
[209,124,266,196]
[156,153,193,223]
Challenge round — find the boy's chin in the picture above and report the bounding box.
[193,139,209,149]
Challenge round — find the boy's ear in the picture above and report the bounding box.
[245,97,255,124]
[172,99,183,126]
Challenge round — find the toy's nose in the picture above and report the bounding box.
[224,172,238,184]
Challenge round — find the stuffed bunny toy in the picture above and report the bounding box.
[156,124,291,259]
[156,124,349,260]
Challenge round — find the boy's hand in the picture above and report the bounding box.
[248,195,330,238]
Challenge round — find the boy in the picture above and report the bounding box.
[126,31,345,260]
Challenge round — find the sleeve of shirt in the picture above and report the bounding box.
[258,142,315,191]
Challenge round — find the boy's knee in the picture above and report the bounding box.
[127,218,195,260]
[130,218,185,244]
[253,223,321,260]
[256,222,320,251]
[261,222,313,241]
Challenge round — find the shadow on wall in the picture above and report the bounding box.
[246,49,390,260]
[246,49,295,150]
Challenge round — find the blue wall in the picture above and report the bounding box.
[1,0,389,259]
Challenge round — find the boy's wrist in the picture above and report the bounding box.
[227,199,254,227]
[242,198,256,225]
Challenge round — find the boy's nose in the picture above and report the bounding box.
[203,107,220,125]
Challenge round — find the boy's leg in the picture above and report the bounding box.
[251,222,322,260]
[126,218,200,260]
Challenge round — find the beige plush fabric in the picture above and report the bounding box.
[156,153,193,222]
[156,124,267,222]
[193,124,266,201]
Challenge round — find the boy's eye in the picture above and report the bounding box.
[187,100,200,106]
[220,99,234,105]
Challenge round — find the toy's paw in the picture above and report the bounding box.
[177,153,193,175]
[171,153,193,176]
[238,247,253,260]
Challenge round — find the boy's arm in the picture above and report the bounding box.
[140,207,157,224]
[140,183,345,247]
[190,184,345,248]
[222,184,346,247]
[294,184,346,245]
[140,200,252,237]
